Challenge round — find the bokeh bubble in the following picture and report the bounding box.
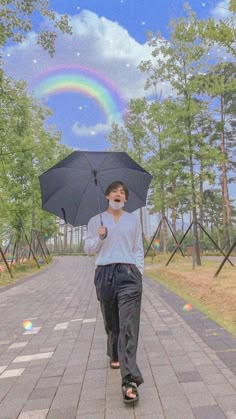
[23,320,33,331]
[183,303,193,312]
[154,239,160,250]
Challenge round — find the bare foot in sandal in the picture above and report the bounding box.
[122,383,139,403]
[110,361,120,369]
[126,387,137,399]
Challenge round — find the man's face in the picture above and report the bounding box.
[106,185,127,204]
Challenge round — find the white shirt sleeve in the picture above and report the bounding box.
[133,218,144,274]
[84,216,104,255]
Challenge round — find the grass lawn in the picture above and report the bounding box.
[0,258,52,288]
[144,254,236,337]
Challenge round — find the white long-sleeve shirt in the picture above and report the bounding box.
[84,211,144,274]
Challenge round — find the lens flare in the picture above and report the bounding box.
[23,320,33,331]
[154,239,160,250]
[183,303,193,312]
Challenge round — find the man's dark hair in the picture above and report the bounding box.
[105,181,129,200]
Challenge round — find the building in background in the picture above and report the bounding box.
[141,207,159,240]
[47,209,160,251]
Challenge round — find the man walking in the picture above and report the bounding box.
[84,180,144,403]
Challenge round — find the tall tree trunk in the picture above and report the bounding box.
[171,205,177,237]
[69,226,73,251]
[199,162,204,241]
[31,209,36,229]
[158,133,168,253]
[136,146,145,235]
[59,220,63,254]
[217,227,221,249]
[220,95,233,245]
[64,223,68,253]
[79,226,84,252]
[188,138,201,266]
[181,213,184,234]
[54,234,57,254]
[161,207,168,253]
[183,77,201,265]
[171,180,177,236]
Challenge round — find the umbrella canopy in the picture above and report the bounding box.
[39,151,152,226]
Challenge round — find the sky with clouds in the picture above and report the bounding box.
[3,0,232,151]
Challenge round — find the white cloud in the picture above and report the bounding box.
[211,0,232,18]
[72,122,111,136]
[3,10,156,101]
[3,11,170,140]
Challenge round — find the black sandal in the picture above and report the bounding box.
[122,382,139,404]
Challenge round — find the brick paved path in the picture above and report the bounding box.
[0,256,236,419]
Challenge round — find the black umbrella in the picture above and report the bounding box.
[39,151,152,226]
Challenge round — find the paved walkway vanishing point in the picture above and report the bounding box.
[1,256,236,419]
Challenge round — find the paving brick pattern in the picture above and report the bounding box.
[0,256,236,418]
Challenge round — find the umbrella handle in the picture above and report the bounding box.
[61,208,67,224]
[100,226,108,240]
[99,213,108,239]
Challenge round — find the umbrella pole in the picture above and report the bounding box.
[93,170,107,238]
[95,187,103,226]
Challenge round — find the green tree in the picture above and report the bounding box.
[140,10,216,265]
[108,98,152,234]
[107,123,128,152]
[145,99,187,250]
[0,0,72,56]
[202,189,223,247]
[0,74,71,242]
[194,63,236,244]
[124,98,150,166]
[198,15,236,59]
[229,0,236,13]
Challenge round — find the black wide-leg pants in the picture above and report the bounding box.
[94,263,143,386]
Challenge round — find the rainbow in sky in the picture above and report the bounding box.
[31,65,126,124]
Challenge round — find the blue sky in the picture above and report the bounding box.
[3,0,232,151]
